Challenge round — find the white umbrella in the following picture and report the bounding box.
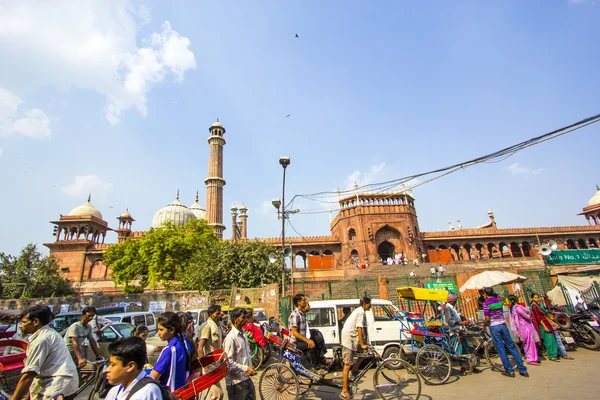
[459,271,527,293]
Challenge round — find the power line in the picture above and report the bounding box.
[287,112,600,209]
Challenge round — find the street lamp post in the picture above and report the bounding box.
[272,157,301,296]
[278,157,290,294]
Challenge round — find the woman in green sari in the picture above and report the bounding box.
[530,293,558,361]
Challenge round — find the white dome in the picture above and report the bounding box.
[69,195,103,220]
[151,192,196,229]
[189,192,206,220]
[588,187,600,207]
[120,209,132,219]
[211,120,223,128]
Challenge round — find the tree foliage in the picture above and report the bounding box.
[104,218,218,290]
[0,244,74,299]
[179,240,283,291]
[103,218,283,292]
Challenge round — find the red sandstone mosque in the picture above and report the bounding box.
[44,120,600,292]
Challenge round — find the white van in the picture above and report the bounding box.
[105,312,158,335]
[305,299,407,360]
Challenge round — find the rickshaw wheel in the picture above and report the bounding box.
[415,344,451,385]
[484,340,522,372]
[259,363,300,400]
[250,342,265,369]
[374,358,422,399]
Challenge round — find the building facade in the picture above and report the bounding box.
[43,120,600,291]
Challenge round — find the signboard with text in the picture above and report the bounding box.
[544,249,600,266]
[424,281,457,294]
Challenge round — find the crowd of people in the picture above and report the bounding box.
[7,304,258,400]
[7,286,583,400]
[444,287,576,379]
[7,293,375,400]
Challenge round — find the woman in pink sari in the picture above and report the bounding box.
[508,295,540,365]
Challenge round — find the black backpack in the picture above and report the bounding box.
[125,377,177,400]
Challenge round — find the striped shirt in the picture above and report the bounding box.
[483,297,506,326]
[288,308,307,344]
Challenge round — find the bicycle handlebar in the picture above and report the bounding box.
[84,358,106,366]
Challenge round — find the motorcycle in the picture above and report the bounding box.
[553,303,600,350]
[587,299,600,323]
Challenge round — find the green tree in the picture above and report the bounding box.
[104,218,218,290]
[179,240,282,291]
[0,244,74,299]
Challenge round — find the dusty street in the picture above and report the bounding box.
[290,348,600,400]
[4,347,597,400]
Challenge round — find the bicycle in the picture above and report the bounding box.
[71,359,106,400]
[406,324,522,384]
[258,333,421,399]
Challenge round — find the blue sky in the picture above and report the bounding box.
[1,0,599,256]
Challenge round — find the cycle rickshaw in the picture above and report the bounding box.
[395,287,509,384]
[257,330,422,399]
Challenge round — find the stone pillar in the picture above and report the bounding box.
[205,120,227,239]
[239,205,248,239]
[518,244,525,257]
[231,206,238,241]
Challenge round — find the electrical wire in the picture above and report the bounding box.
[286,112,600,210]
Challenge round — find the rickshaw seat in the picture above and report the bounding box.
[405,329,445,338]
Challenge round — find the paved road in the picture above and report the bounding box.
[5,348,598,400]
[277,347,600,400]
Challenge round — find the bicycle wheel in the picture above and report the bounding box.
[72,372,94,398]
[258,363,300,400]
[484,339,522,372]
[87,369,105,400]
[251,342,265,369]
[374,358,421,400]
[261,343,272,366]
[415,344,451,385]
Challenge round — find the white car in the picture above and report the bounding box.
[304,299,407,360]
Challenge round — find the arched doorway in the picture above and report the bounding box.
[378,241,395,261]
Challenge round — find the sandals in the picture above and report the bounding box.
[562,356,574,360]
[339,394,355,400]
[549,358,560,362]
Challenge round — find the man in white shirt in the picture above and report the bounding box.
[340,297,371,400]
[89,314,114,341]
[10,305,78,400]
[105,337,163,400]
[223,308,256,400]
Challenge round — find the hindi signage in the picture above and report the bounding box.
[544,249,600,265]
[424,281,457,294]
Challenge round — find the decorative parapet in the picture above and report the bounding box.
[250,235,340,245]
[422,225,600,239]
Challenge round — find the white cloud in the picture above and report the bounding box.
[568,0,588,4]
[0,148,3,157]
[62,175,113,201]
[0,1,196,125]
[505,162,543,176]
[0,88,51,139]
[345,162,386,190]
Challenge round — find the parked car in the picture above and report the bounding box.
[305,299,407,359]
[51,306,125,333]
[104,312,157,335]
[95,323,166,365]
[254,308,268,323]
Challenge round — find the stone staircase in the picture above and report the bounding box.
[344,259,544,279]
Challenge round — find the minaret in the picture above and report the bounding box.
[205,120,226,238]
[116,208,135,243]
[239,205,248,239]
[231,205,239,241]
